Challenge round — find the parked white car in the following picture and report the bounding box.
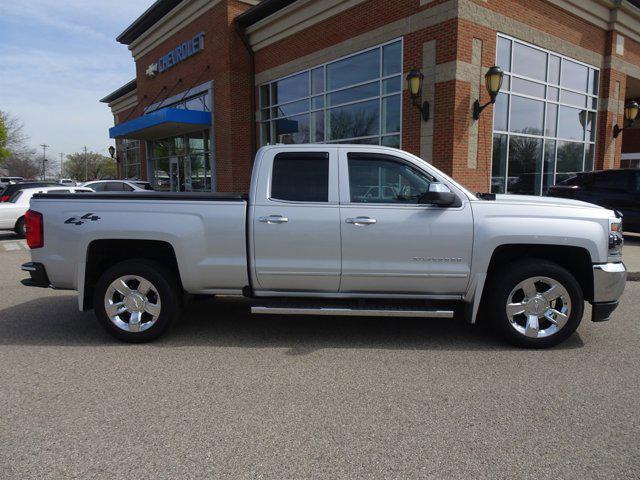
[0,186,92,237]
[82,180,154,192]
[0,176,24,190]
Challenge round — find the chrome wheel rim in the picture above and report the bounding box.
[506,276,571,339]
[104,275,161,333]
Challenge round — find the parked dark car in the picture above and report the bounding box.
[548,169,640,232]
[0,182,58,203]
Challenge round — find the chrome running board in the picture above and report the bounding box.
[251,306,454,318]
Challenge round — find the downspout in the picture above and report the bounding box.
[234,18,258,160]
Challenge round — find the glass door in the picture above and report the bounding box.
[169,157,180,192]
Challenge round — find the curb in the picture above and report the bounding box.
[628,272,640,282]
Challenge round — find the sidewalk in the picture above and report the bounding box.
[624,233,640,281]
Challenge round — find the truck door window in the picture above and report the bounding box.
[348,157,432,203]
[271,153,329,202]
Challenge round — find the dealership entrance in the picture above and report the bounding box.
[149,129,212,192]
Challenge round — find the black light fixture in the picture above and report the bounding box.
[406,68,430,122]
[108,145,116,158]
[613,100,639,138]
[473,65,504,120]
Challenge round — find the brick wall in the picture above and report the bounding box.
[119,0,254,192]
[112,0,638,192]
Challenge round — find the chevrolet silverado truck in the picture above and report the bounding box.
[21,145,626,347]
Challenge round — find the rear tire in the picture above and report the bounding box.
[93,259,180,342]
[487,259,584,348]
[15,217,25,238]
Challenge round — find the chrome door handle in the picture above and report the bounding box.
[258,215,289,224]
[346,216,377,226]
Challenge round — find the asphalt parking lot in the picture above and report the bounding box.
[0,231,639,479]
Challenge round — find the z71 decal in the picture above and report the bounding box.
[64,213,101,226]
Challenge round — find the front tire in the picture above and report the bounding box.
[93,260,180,342]
[487,259,584,348]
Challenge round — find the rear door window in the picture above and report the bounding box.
[270,153,329,202]
[105,182,124,191]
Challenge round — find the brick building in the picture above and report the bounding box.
[101,0,640,194]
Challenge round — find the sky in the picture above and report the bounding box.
[0,0,152,163]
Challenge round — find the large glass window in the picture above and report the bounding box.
[491,34,598,195]
[259,40,402,148]
[119,139,141,179]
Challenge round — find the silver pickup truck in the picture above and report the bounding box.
[21,145,626,347]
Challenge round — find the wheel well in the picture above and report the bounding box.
[83,239,181,311]
[14,216,24,231]
[485,244,594,302]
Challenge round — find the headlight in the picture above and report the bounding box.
[609,219,623,256]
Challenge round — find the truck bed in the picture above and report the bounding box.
[29,193,249,297]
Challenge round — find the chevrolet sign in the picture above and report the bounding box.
[151,31,205,76]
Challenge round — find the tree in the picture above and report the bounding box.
[0,111,30,160]
[2,150,41,179]
[63,151,117,181]
[0,116,10,164]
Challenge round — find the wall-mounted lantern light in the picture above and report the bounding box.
[108,145,116,158]
[473,65,504,120]
[613,100,639,138]
[406,68,430,122]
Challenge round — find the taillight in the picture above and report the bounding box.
[25,210,43,249]
[1,195,9,202]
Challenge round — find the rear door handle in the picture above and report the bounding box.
[346,216,377,226]
[258,215,289,224]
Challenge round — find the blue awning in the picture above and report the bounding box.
[109,108,211,139]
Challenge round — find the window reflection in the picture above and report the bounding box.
[558,106,586,141]
[327,49,380,91]
[556,140,584,183]
[259,40,402,146]
[491,134,508,194]
[328,99,379,140]
[492,35,597,195]
[493,93,508,132]
[513,42,547,81]
[509,96,544,135]
[507,136,543,195]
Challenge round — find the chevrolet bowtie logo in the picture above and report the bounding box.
[146,62,158,78]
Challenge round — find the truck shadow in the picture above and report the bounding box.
[0,295,585,351]
[623,233,640,246]
[0,231,20,241]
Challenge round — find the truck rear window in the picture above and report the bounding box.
[271,154,329,202]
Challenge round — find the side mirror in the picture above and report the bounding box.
[419,183,459,207]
